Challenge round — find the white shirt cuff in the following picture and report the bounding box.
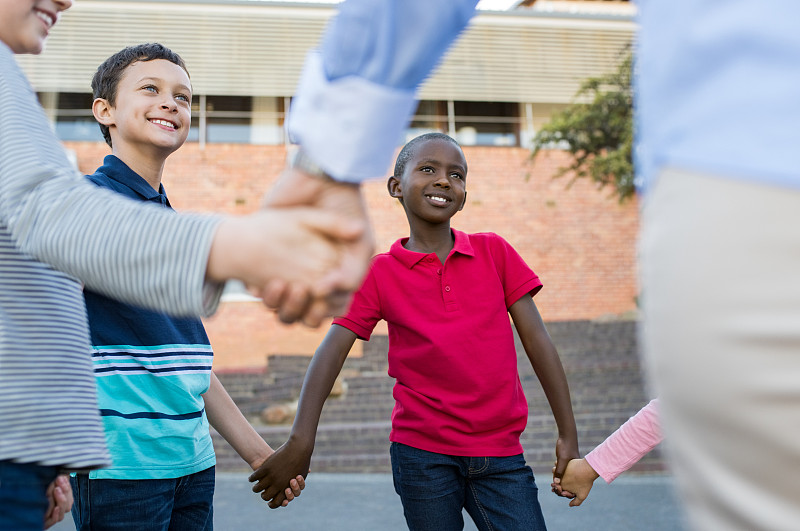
[287,51,418,183]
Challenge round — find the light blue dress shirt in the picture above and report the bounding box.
[637,0,800,190]
[288,0,479,182]
[293,0,800,194]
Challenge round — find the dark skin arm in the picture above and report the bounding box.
[249,324,358,508]
[509,293,579,495]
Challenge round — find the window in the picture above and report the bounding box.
[50,92,104,142]
[405,100,448,142]
[405,100,522,147]
[453,101,519,147]
[189,95,287,145]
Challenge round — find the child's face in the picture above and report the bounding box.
[391,139,467,225]
[96,59,192,157]
[0,0,71,55]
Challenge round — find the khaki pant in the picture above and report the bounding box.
[640,168,800,531]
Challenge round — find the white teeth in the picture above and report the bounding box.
[150,119,177,129]
[427,195,448,203]
[35,11,54,28]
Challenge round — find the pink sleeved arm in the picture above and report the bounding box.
[584,399,662,483]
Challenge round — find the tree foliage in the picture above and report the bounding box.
[532,53,634,201]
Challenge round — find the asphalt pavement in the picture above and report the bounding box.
[52,472,688,530]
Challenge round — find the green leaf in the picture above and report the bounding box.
[532,52,634,202]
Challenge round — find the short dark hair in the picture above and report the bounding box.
[393,132,462,179]
[92,43,189,147]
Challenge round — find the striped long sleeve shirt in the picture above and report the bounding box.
[0,42,223,469]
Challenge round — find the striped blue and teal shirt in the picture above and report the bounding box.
[84,156,215,479]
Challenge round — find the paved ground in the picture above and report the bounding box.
[53,472,688,530]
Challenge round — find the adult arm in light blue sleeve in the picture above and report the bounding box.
[288,0,480,183]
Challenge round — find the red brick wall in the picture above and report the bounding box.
[66,142,639,370]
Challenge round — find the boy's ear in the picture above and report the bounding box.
[387,176,403,199]
[91,98,115,126]
[458,191,467,211]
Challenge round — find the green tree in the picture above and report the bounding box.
[532,53,634,201]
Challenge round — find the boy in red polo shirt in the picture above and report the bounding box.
[251,132,579,530]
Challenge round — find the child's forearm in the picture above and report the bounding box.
[510,297,578,441]
[584,399,662,483]
[289,325,357,447]
[203,372,272,470]
[535,353,578,440]
[248,325,358,508]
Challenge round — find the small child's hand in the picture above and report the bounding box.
[43,475,73,529]
[554,458,599,507]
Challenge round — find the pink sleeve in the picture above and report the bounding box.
[584,399,662,483]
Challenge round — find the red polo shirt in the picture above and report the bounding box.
[333,230,542,456]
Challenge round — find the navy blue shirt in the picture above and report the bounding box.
[83,155,216,479]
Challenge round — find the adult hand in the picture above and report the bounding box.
[207,205,365,327]
[249,437,313,509]
[258,166,375,325]
[43,475,73,529]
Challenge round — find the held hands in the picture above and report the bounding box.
[551,435,580,499]
[43,475,73,529]
[249,437,313,509]
[258,166,375,326]
[250,450,306,508]
[207,181,372,327]
[551,458,600,507]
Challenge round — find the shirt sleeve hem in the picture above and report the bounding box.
[332,317,372,341]
[287,51,418,182]
[505,278,543,308]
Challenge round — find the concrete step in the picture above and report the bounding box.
[211,320,664,475]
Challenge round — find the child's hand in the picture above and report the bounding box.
[551,435,580,495]
[251,449,306,508]
[552,458,599,507]
[250,438,313,509]
[43,475,73,529]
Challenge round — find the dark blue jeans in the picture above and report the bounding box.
[390,443,547,531]
[0,460,59,531]
[70,466,215,531]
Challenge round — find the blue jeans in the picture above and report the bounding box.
[0,460,59,531]
[70,466,215,531]
[390,443,546,531]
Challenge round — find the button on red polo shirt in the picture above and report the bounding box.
[333,230,542,456]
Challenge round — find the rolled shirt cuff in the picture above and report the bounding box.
[287,51,418,183]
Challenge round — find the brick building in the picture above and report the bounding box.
[20,0,639,371]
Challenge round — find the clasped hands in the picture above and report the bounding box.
[208,166,374,327]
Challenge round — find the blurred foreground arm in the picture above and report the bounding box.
[260,0,480,322]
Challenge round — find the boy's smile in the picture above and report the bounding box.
[98,59,192,160]
[0,0,71,55]
[391,138,467,226]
